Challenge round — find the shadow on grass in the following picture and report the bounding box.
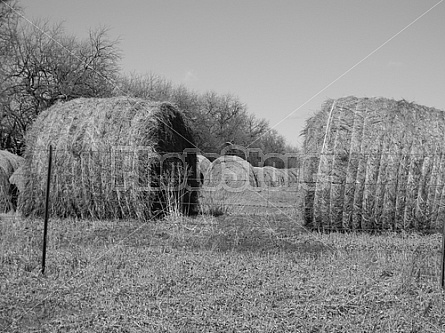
[1,214,333,273]
[162,214,333,256]
[198,230,332,256]
[76,214,333,256]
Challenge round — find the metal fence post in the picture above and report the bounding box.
[441,217,445,288]
[41,145,53,275]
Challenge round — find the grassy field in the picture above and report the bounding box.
[199,186,301,216]
[1,188,445,332]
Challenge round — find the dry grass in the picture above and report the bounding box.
[19,97,199,220]
[302,96,445,232]
[1,213,444,332]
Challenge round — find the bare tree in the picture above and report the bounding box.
[115,71,286,154]
[245,114,269,144]
[0,0,18,38]
[0,15,121,153]
[116,72,173,101]
[255,128,286,154]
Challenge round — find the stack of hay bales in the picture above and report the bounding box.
[197,154,211,185]
[0,150,24,212]
[302,96,445,231]
[254,166,287,187]
[253,166,300,187]
[204,155,257,190]
[19,97,199,219]
[258,154,301,186]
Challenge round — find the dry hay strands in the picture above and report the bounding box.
[0,150,24,212]
[284,167,300,185]
[302,96,445,232]
[253,166,289,188]
[197,154,211,185]
[19,97,199,220]
[263,155,286,169]
[203,155,258,192]
[254,152,302,187]
[9,165,25,193]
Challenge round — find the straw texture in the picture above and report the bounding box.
[197,154,211,185]
[19,97,199,219]
[0,150,24,212]
[302,96,445,231]
[204,155,258,190]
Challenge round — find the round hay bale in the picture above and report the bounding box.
[204,155,257,190]
[263,155,285,169]
[302,96,445,231]
[253,166,287,187]
[286,167,300,184]
[19,97,199,219]
[252,167,263,187]
[197,154,211,185]
[9,165,25,193]
[0,150,24,212]
[220,143,248,160]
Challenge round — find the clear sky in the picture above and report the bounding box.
[18,0,445,147]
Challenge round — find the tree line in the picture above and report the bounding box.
[0,1,298,155]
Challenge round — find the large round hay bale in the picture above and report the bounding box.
[0,150,24,212]
[302,96,445,231]
[204,155,257,190]
[19,97,199,219]
[197,154,211,185]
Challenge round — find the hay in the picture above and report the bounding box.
[9,165,24,193]
[19,97,199,219]
[253,166,300,187]
[286,167,300,184]
[221,143,248,160]
[197,154,211,185]
[263,155,285,169]
[302,96,445,231]
[262,152,301,169]
[254,166,286,187]
[0,150,24,212]
[204,155,257,190]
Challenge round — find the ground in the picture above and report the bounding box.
[1,188,445,332]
